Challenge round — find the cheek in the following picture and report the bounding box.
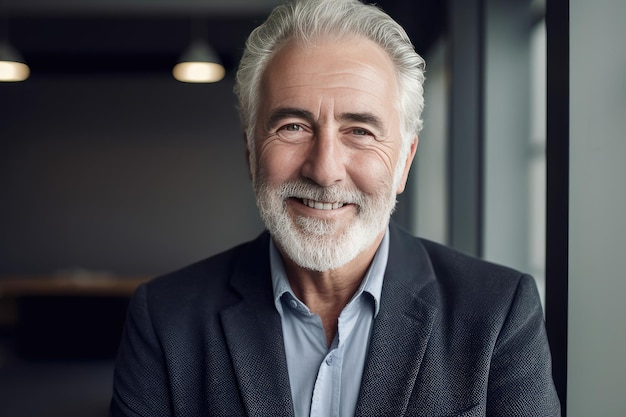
[347,151,396,192]
[256,143,304,184]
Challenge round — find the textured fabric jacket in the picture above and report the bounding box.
[110,223,561,416]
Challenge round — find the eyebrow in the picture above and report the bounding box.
[266,107,315,131]
[339,112,387,135]
[265,107,387,135]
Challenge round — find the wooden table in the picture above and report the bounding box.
[0,274,150,298]
[0,274,152,359]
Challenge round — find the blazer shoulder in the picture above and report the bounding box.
[138,231,270,313]
[390,223,526,285]
[389,224,535,310]
[419,237,525,282]
[417,236,540,312]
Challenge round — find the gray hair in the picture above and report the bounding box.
[234,0,426,160]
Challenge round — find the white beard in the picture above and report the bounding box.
[253,177,398,272]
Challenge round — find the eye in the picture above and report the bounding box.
[350,127,374,137]
[280,123,304,132]
[274,122,312,142]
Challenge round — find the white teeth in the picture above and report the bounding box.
[302,198,345,210]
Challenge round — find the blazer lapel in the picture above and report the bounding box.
[356,224,439,416]
[220,233,294,417]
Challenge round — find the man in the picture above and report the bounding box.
[110,0,560,416]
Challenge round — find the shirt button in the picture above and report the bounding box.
[326,355,334,365]
[289,299,298,309]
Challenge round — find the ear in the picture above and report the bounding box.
[395,135,419,194]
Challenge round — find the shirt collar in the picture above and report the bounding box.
[270,227,389,317]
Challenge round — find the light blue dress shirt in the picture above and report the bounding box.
[270,229,389,417]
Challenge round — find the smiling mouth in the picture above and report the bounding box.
[301,198,345,210]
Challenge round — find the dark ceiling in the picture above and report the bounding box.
[1,1,446,77]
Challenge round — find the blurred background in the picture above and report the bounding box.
[0,0,624,416]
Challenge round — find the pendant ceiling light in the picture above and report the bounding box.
[173,19,224,83]
[173,40,225,83]
[0,18,29,82]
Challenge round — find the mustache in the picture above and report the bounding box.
[274,180,366,205]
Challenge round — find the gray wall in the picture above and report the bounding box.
[569,0,626,415]
[483,0,531,273]
[412,37,448,244]
[0,75,264,276]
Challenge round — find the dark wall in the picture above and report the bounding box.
[0,74,264,276]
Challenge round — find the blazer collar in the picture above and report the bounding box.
[356,222,439,416]
[219,224,439,416]
[219,232,295,416]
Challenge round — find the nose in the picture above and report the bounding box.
[300,129,346,187]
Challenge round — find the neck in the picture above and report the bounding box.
[277,230,384,346]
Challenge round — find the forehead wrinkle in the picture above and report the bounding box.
[281,70,393,93]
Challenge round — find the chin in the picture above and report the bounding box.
[271,214,388,272]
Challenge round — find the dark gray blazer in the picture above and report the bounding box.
[110,223,560,416]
